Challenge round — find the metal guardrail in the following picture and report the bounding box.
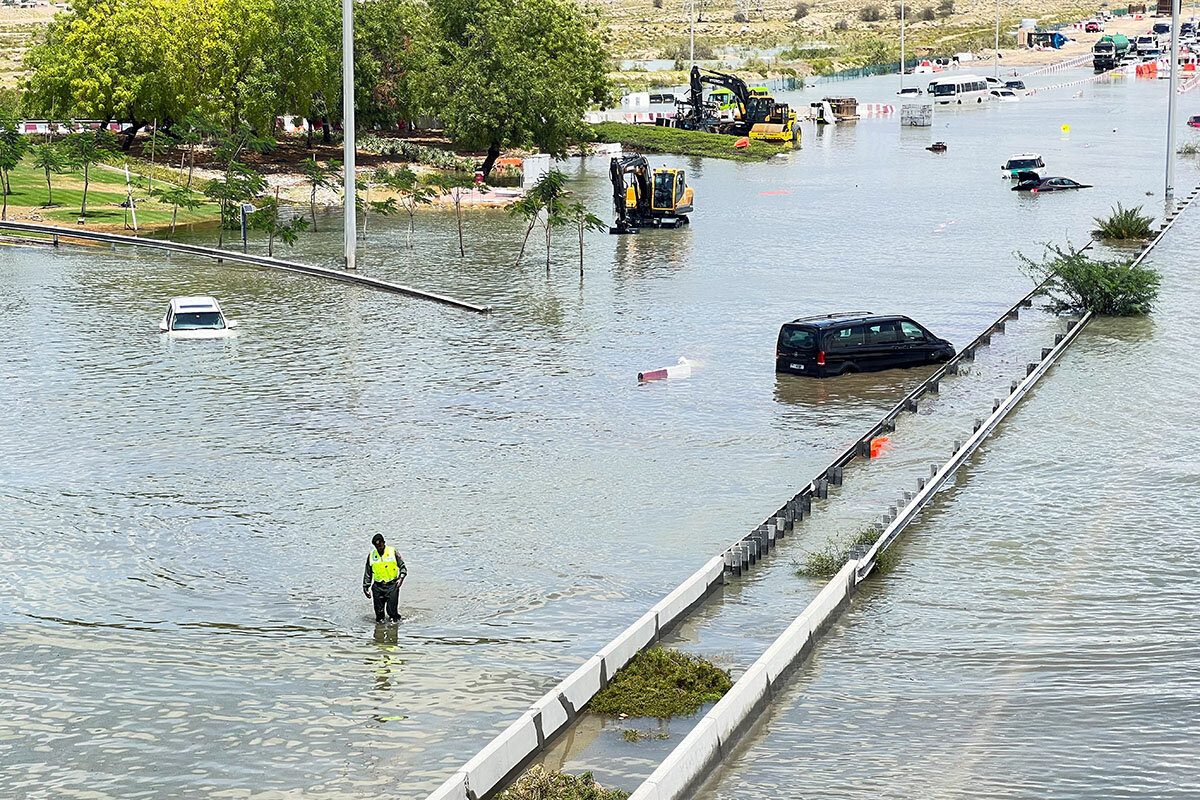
[0,221,492,314]
[627,185,1200,800]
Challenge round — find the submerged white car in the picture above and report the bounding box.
[160,296,238,338]
[989,88,1020,102]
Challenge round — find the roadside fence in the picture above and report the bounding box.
[1022,52,1093,76]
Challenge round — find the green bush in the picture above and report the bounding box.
[1178,139,1200,155]
[588,648,732,718]
[793,2,810,19]
[860,5,882,22]
[797,526,897,578]
[1093,203,1154,240]
[920,6,936,20]
[1019,244,1161,316]
[357,134,475,171]
[498,766,628,800]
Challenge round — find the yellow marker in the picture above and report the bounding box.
[1061,124,1071,133]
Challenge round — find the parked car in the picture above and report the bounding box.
[1183,21,1196,36]
[160,296,237,338]
[990,88,1020,102]
[984,75,1004,88]
[1011,172,1092,192]
[898,86,923,96]
[1004,79,1027,92]
[1188,114,1200,127]
[1002,153,1045,177]
[1153,22,1171,36]
[776,312,955,377]
[1085,20,1101,32]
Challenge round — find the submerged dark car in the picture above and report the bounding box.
[776,312,955,377]
[1011,171,1092,192]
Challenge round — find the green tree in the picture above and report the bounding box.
[0,122,28,220]
[149,184,204,237]
[203,162,266,247]
[433,172,482,257]
[355,0,437,129]
[299,156,341,231]
[29,143,65,207]
[250,189,311,256]
[508,169,568,272]
[567,200,607,280]
[62,130,116,217]
[378,166,435,248]
[431,0,609,178]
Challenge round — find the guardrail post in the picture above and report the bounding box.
[724,550,734,575]
[929,380,939,393]
[1042,347,1052,359]
[995,321,1005,334]
[829,466,843,485]
[1010,379,1020,393]
[1026,363,1037,376]
[881,420,896,433]
[739,544,749,573]
[993,398,1001,411]
[947,362,959,375]
[801,495,811,514]
[979,333,991,346]
[917,477,926,491]
[857,440,871,458]
[52,234,58,247]
[973,418,983,432]
[904,398,918,413]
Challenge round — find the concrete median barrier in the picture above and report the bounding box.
[461,712,540,799]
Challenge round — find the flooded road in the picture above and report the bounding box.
[1,68,1196,799]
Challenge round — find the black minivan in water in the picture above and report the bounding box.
[776,312,955,377]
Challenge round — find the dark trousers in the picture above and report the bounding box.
[372,580,400,621]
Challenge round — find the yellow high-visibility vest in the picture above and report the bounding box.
[369,546,400,582]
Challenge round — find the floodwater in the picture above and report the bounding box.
[1,67,1196,799]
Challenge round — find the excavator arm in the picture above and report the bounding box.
[609,154,652,234]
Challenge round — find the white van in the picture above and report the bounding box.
[928,75,991,105]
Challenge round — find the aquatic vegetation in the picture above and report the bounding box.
[1092,203,1154,240]
[620,728,669,742]
[1019,244,1161,316]
[588,648,731,718]
[498,766,628,800]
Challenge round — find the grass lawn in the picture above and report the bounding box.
[2,157,220,232]
[590,122,792,162]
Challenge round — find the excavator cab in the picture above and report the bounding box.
[610,156,694,234]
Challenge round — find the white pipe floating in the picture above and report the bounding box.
[638,357,692,383]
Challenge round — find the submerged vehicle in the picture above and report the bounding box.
[990,88,1020,102]
[1011,172,1092,192]
[1188,114,1200,127]
[776,313,955,377]
[1002,153,1045,177]
[609,155,693,234]
[160,296,237,338]
[928,75,991,104]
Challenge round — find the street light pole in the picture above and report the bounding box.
[1167,0,1180,200]
[342,0,357,269]
[994,0,1001,78]
[900,0,906,93]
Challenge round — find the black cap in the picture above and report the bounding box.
[372,534,385,546]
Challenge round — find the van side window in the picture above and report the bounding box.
[901,321,927,341]
[867,321,902,344]
[828,325,865,351]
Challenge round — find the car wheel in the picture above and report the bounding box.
[839,364,860,375]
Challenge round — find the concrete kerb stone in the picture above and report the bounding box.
[461,711,540,799]
[529,692,569,745]
[710,663,771,745]
[651,562,715,632]
[597,611,658,682]
[644,718,722,800]
[555,655,604,718]
[427,771,469,800]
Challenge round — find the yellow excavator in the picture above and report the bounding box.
[609,155,694,234]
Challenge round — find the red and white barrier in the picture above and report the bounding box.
[858,103,895,116]
[1023,52,1092,76]
[1026,71,1113,95]
[638,357,692,383]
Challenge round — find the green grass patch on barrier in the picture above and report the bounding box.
[498,766,628,800]
[1092,203,1154,241]
[589,123,791,162]
[587,648,732,718]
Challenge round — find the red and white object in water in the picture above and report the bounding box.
[638,357,692,383]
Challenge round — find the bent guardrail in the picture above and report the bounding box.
[0,221,492,314]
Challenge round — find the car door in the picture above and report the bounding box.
[863,320,904,370]
[824,324,865,374]
[900,320,937,364]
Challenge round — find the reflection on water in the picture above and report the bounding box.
[2,69,1197,799]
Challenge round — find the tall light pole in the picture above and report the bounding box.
[900,0,906,93]
[342,0,357,269]
[1167,0,1180,200]
[994,0,1001,78]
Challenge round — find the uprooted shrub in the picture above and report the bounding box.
[1019,244,1161,316]
[796,526,897,578]
[1092,203,1155,240]
[498,766,628,800]
[587,648,731,718]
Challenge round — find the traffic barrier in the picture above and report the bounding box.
[652,557,723,628]
[556,655,604,715]
[638,357,692,382]
[858,103,895,116]
[530,691,570,741]
[427,772,468,800]
[597,611,658,677]
[461,712,540,799]
[1022,53,1092,76]
[1026,70,1113,95]
[0,221,492,313]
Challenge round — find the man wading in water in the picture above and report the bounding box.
[363,534,407,624]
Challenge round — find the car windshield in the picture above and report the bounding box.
[778,325,816,351]
[172,311,224,330]
[932,83,956,96]
[1007,158,1041,170]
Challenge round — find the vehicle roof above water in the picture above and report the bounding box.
[785,312,918,328]
[169,295,222,312]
